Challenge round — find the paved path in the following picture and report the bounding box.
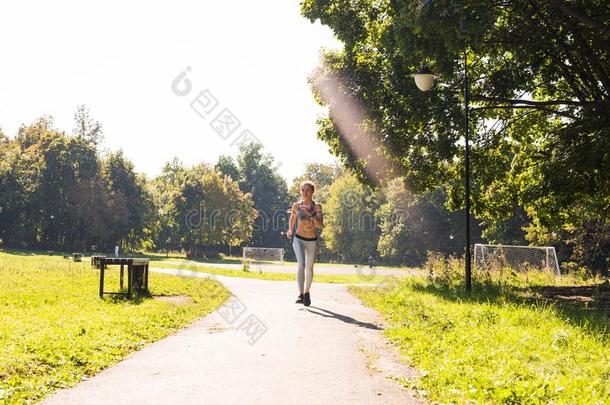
[160,260,418,277]
[42,269,420,405]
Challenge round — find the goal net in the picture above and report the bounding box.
[242,247,284,264]
[474,244,561,275]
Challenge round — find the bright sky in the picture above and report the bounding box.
[0,0,342,183]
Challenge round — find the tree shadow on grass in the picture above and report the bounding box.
[1,248,56,256]
[103,290,151,305]
[305,306,382,330]
[409,281,610,338]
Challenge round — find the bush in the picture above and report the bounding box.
[561,261,594,281]
[241,258,251,272]
[424,252,464,287]
[423,251,575,291]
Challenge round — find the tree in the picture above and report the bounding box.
[38,132,101,249]
[0,135,36,246]
[148,158,186,253]
[150,162,257,256]
[322,172,380,262]
[177,164,257,255]
[301,0,610,273]
[102,151,151,251]
[236,143,290,248]
[15,116,55,149]
[0,116,148,252]
[73,104,103,145]
[65,177,122,252]
[215,155,240,182]
[377,178,477,266]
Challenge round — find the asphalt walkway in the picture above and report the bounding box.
[42,269,420,405]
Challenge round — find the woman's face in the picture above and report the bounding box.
[300,184,314,200]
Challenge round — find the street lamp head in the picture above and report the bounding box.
[411,66,437,92]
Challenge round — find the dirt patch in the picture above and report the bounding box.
[205,323,229,334]
[525,283,610,309]
[152,295,193,305]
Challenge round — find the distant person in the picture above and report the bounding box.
[114,245,119,257]
[368,255,374,269]
[287,180,323,306]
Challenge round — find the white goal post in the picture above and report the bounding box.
[474,244,561,275]
[242,247,284,265]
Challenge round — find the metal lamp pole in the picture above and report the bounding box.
[463,50,472,292]
[412,50,472,292]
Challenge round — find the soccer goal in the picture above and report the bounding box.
[242,247,284,265]
[474,244,561,275]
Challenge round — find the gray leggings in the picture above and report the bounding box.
[293,237,318,293]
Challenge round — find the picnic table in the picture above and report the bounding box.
[98,257,150,299]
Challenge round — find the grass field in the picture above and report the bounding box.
[0,251,230,403]
[350,261,610,403]
[150,259,399,284]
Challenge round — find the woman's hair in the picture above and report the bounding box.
[300,180,315,193]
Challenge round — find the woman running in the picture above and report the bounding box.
[287,180,323,306]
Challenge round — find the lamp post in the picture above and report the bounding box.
[412,55,472,292]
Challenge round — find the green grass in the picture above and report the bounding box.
[350,270,610,404]
[0,251,230,404]
[150,259,399,284]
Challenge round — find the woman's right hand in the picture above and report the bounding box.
[286,229,293,239]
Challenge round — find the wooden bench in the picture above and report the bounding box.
[98,258,150,299]
[91,255,105,269]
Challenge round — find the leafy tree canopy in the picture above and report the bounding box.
[302,0,609,272]
[322,172,380,262]
[236,143,290,248]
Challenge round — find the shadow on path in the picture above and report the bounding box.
[304,306,382,330]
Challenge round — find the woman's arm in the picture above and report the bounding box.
[312,204,323,228]
[287,202,298,238]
